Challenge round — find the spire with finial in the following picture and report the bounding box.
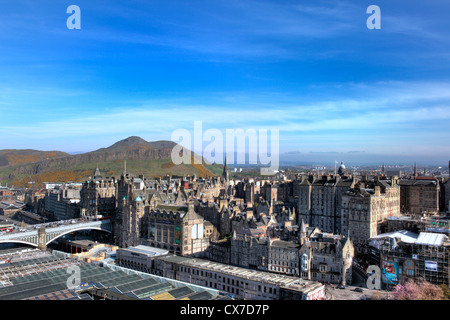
[223,156,229,182]
[299,218,307,245]
[93,167,102,180]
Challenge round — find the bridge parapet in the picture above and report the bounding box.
[0,219,112,248]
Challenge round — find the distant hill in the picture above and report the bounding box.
[0,150,69,168]
[0,136,223,188]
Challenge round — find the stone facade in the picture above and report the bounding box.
[229,225,354,284]
[297,174,356,235]
[80,174,116,217]
[152,254,325,300]
[143,202,210,256]
[299,233,354,285]
[399,177,440,215]
[231,232,269,271]
[268,239,300,276]
[342,178,401,255]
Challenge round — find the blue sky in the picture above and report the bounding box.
[1,0,450,165]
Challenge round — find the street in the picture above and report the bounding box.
[324,267,391,300]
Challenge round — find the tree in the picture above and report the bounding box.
[439,284,450,300]
[392,279,444,300]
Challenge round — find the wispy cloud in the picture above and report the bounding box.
[1,80,449,153]
[0,0,449,161]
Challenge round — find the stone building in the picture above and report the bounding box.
[120,195,145,248]
[79,169,116,217]
[43,188,80,221]
[204,238,231,265]
[442,161,450,212]
[296,173,356,235]
[0,201,26,217]
[231,232,269,271]
[152,254,325,300]
[399,177,440,215]
[229,220,354,285]
[299,232,354,285]
[341,178,401,255]
[268,239,300,276]
[143,202,210,256]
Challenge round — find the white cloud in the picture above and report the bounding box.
[1,80,450,153]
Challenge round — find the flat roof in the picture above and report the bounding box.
[156,254,310,287]
[120,245,169,256]
[416,232,448,246]
[0,247,215,300]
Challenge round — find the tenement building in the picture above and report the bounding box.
[231,232,269,272]
[228,220,354,284]
[342,178,401,255]
[296,173,357,235]
[299,232,354,285]
[399,177,440,215]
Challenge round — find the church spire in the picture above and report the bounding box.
[299,218,307,245]
[223,156,229,182]
[93,167,101,180]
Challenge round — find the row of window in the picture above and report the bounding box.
[178,266,279,297]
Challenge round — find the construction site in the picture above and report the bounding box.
[369,230,450,287]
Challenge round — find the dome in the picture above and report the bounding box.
[338,161,346,175]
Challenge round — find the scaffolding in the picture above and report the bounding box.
[378,234,450,287]
[414,241,449,286]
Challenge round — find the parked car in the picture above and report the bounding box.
[354,288,364,292]
[337,284,346,289]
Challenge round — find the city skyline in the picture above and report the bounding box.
[1,1,450,164]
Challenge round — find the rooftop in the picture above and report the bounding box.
[0,247,216,300]
[369,230,449,248]
[156,254,319,288]
[119,245,169,257]
[416,232,448,246]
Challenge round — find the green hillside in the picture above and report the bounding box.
[0,137,222,188]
